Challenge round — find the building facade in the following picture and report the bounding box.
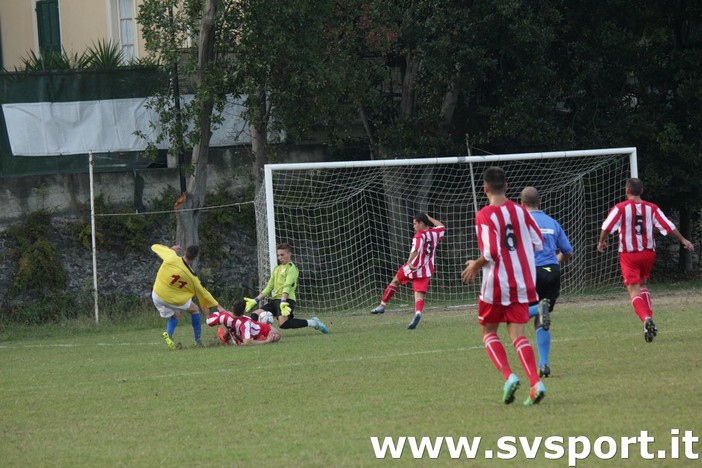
[0,0,148,70]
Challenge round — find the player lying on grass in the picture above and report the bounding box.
[206,300,281,346]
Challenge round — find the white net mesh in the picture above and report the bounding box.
[255,149,635,313]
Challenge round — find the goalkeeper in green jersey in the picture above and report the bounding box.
[246,243,328,334]
[151,244,225,349]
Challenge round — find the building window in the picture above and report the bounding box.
[36,0,61,54]
[118,0,136,62]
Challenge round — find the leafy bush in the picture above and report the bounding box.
[5,210,67,299]
[199,183,256,258]
[76,189,177,252]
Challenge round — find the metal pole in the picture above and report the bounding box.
[89,151,99,323]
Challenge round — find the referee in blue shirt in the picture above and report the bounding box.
[520,187,574,378]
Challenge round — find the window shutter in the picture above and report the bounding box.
[36,0,61,54]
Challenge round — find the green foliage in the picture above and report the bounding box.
[88,196,152,254]
[83,39,125,69]
[199,182,256,258]
[84,190,178,254]
[15,40,150,71]
[12,239,67,294]
[5,210,67,299]
[1,293,78,325]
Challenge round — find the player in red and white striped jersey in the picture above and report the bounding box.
[370,213,446,330]
[462,166,545,406]
[207,300,280,346]
[598,178,694,342]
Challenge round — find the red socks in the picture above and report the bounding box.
[483,333,512,380]
[640,288,652,314]
[415,299,424,314]
[381,285,397,304]
[513,336,540,387]
[631,296,650,322]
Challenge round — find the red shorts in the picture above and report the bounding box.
[396,266,430,293]
[478,301,529,325]
[619,250,655,286]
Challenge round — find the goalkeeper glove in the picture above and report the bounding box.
[280,301,291,317]
[244,297,259,312]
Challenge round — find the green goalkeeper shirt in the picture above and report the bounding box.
[261,262,298,301]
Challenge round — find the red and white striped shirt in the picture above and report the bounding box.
[475,200,543,305]
[601,200,676,253]
[407,225,446,278]
[206,311,271,341]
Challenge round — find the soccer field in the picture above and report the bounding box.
[1,291,700,466]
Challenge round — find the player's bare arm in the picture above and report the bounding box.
[557,251,574,263]
[462,256,488,284]
[670,229,695,251]
[426,214,444,227]
[406,251,419,269]
[597,230,609,253]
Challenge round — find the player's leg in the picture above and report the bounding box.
[622,252,657,341]
[407,282,428,329]
[621,253,649,321]
[534,268,559,377]
[371,273,402,314]
[505,306,545,405]
[277,301,328,333]
[163,311,180,350]
[187,303,203,346]
[152,291,180,349]
[479,303,519,403]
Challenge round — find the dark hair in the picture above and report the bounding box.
[414,213,430,225]
[230,299,246,317]
[626,178,644,196]
[483,166,506,193]
[184,245,200,261]
[276,243,293,253]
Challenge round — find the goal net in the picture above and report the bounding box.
[254,148,637,313]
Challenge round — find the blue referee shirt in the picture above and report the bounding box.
[529,210,573,267]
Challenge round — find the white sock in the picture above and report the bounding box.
[307,320,316,327]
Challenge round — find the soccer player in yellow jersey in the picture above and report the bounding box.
[151,244,225,349]
[246,243,328,333]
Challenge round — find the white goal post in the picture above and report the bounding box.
[255,148,638,313]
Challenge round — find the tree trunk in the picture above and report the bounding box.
[175,0,218,268]
[252,89,269,192]
[357,103,376,160]
[437,73,462,135]
[400,50,421,117]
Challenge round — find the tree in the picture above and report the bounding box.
[139,0,229,252]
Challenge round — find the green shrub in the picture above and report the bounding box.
[5,210,68,300]
[199,183,256,258]
[12,239,67,294]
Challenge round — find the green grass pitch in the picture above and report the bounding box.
[1,291,700,466]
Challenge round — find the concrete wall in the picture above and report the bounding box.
[0,144,335,229]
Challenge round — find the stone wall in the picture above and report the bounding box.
[0,144,335,311]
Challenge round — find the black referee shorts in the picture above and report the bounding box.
[535,264,561,312]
